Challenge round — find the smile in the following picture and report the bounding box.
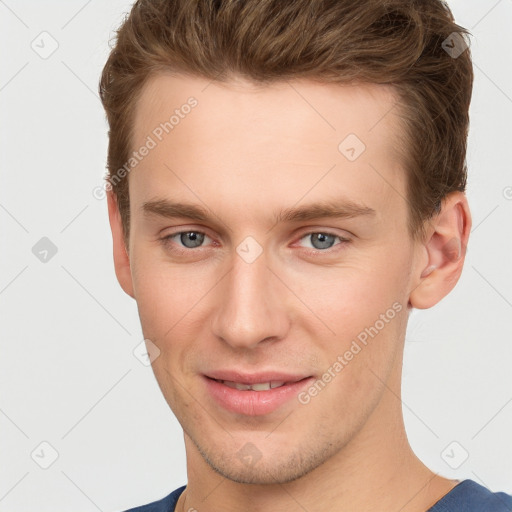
[204,375,314,415]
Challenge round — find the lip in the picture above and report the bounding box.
[204,370,310,385]
[203,373,315,416]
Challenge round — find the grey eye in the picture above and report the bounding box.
[303,233,338,250]
[179,231,205,248]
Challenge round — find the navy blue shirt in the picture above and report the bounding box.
[124,479,512,511]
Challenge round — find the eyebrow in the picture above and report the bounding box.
[142,197,376,226]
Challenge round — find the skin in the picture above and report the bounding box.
[107,74,471,512]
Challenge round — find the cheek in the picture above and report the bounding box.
[293,257,407,335]
[130,248,216,341]
[293,251,409,391]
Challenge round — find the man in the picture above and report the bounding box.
[99,1,512,510]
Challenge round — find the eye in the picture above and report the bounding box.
[297,232,350,251]
[162,230,213,249]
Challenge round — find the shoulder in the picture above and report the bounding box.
[122,485,187,512]
[428,479,512,512]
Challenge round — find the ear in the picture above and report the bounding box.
[106,190,135,299]
[409,191,471,309]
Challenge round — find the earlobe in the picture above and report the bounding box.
[409,191,471,310]
[106,190,135,299]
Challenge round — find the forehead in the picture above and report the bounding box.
[129,73,408,228]
[133,73,403,149]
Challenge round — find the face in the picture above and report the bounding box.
[118,74,425,484]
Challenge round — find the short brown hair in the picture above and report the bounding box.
[99,0,473,243]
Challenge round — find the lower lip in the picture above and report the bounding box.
[203,376,315,416]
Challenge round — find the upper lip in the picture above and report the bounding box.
[204,370,312,384]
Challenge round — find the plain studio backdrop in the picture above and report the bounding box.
[0,1,511,511]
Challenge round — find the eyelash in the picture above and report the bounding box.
[159,230,351,256]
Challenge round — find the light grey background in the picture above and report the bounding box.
[0,1,511,511]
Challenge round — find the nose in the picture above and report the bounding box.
[210,246,290,350]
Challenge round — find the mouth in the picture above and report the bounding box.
[209,378,302,391]
[203,374,315,416]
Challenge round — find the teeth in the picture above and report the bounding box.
[220,380,286,391]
